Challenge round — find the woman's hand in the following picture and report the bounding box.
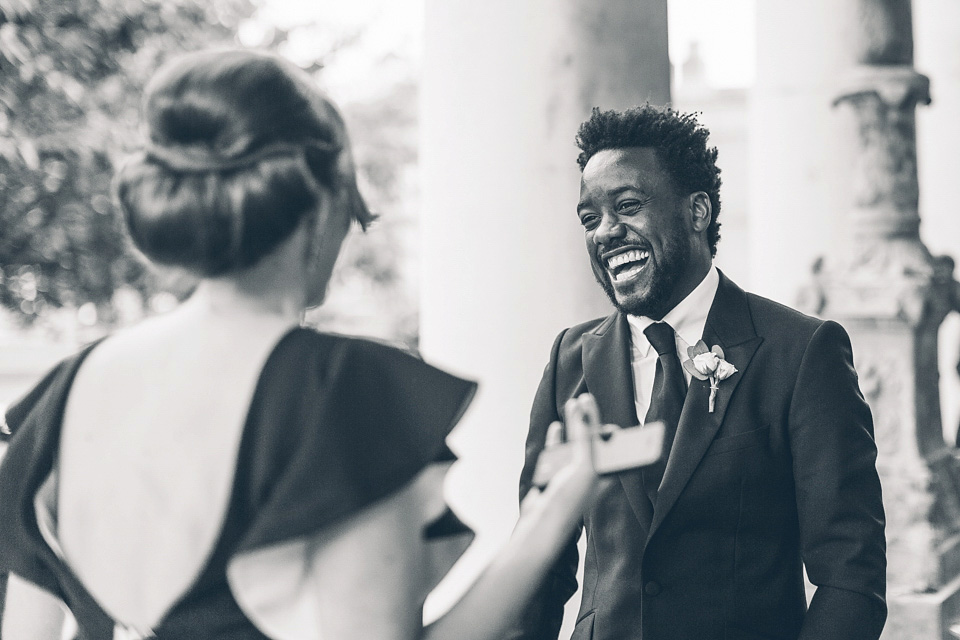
[520,394,602,520]
[424,394,603,640]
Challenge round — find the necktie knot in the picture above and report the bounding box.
[644,322,677,357]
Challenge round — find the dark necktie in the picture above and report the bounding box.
[642,321,686,504]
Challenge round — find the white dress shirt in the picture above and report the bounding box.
[626,266,720,423]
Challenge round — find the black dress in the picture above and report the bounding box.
[0,328,476,639]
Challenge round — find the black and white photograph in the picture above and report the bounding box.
[0,1,957,638]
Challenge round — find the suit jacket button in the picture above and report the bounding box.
[644,581,661,596]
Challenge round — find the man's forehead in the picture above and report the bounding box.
[580,147,663,196]
[583,147,658,175]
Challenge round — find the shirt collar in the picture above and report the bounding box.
[626,266,720,356]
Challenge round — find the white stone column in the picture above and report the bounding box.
[420,0,670,618]
[914,0,960,442]
[915,0,960,259]
[748,0,859,305]
[799,1,960,636]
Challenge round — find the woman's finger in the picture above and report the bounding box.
[564,393,600,444]
[545,421,564,447]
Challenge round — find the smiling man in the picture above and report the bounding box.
[509,106,887,640]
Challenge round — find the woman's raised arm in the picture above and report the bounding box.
[423,394,601,640]
[2,573,67,640]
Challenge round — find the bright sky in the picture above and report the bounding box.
[248,0,756,96]
[241,0,425,102]
[669,0,756,88]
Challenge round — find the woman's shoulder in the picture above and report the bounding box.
[281,328,476,397]
[283,327,421,361]
[235,328,477,551]
[252,327,476,478]
[1,339,103,441]
[0,341,103,598]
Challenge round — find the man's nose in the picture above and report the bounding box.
[595,213,625,244]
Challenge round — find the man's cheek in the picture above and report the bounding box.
[589,257,608,282]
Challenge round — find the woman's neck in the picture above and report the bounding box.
[184,281,304,323]
[183,253,309,325]
[170,224,319,329]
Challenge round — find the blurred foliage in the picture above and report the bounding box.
[0,0,254,327]
[307,77,420,346]
[0,0,420,346]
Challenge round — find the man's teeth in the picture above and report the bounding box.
[606,249,649,270]
[606,249,649,283]
[614,265,644,282]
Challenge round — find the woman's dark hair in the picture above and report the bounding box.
[115,49,373,276]
[576,105,722,256]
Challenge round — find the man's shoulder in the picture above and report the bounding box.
[738,288,844,351]
[743,290,823,331]
[556,313,618,344]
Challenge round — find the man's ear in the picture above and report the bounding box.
[688,192,712,233]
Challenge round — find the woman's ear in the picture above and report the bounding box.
[301,208,322,266]
[302,190,352,308]
[303,191,337,268]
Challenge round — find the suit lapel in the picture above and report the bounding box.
[581,314,654,529]
[648,272,763,540]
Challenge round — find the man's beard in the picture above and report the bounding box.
[594,229,690,319]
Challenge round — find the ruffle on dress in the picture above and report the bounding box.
[0,330,477,639]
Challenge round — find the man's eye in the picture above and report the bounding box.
[579,214,599,229]
[617,200,640,213]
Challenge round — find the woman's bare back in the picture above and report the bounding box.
[55,309,297,627]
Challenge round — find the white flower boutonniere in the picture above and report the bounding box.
[682,340,738,413]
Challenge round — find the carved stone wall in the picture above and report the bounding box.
[807,1,960,638]
[808,262,960,638]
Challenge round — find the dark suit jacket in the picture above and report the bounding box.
[510,272,886,640]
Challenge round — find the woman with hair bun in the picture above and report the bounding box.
[0,49,602,640]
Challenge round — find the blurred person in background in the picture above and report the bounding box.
[0,49,605,640]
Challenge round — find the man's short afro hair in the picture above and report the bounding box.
[575,104,722,256]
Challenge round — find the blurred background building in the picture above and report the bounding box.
[2,0,960,637]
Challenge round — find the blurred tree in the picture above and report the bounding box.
[0,0,423,617]
[307,76,421,347]
[0,0,420,348]
[0,0,255,329]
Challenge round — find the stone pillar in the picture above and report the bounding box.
[914,0,960,259]
[748,0,859,304]
[419,0,670,622]
[803,1,960,637]
[913,0,960,442]
[672,44,751,287]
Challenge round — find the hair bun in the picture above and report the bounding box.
[143,139,339,176]
[116,49,358,277]
[148,93,253,161]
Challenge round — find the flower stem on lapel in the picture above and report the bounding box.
[682,340,738,413]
